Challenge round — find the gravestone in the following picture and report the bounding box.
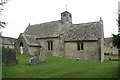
[39,48,47,62]
[29,48,47,65]
[29,56,39,65]
[2,47,16,65]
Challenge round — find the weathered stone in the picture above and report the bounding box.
[15,33,41,55]
[39,48,47,62]
[27,52,31,56]
[104,37,118,55]
[29,48,47,65]
[29,56,39,65]
[16,11,105,62]
[1,37,16,49]
[2,47,16,65]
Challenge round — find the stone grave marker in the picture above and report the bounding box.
[39,48,47,62]
[29,56,39,65]
[29,48,47,65]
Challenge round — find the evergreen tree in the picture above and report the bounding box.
[112,34,120,49]
[112,12,120,56]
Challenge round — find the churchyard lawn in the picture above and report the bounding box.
[2,54,119,78]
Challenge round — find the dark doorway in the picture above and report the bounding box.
[19,42,23,47]
[19,42,24,54]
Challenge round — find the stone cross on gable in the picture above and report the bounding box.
[39,48,47,62]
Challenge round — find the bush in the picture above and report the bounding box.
[2,47,16,65]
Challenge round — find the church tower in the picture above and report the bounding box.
[61,11,72,24]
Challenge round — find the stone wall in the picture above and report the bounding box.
[38,38,103,62]
[15,34,29,54]
[98,38,104,62]
[64,41,100,62]
[28,46,40,55]
[104,45,118,55]
[37,38,60,56]
[58,34,65,57]
[99,20,105,62]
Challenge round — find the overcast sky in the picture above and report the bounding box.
[0,0,119,38]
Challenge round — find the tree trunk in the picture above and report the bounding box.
[118,49,120,78]
[119,49,120,56]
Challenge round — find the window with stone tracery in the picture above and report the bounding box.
[77,42,84,51]
[47,41,53,51]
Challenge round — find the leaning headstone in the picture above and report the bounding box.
[28,48,47,65]
[39,48,47,62]
[29,56,39,65]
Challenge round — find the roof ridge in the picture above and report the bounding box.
[30,20,61,27]
[22,34,30,45]
[73,20,101,25]
[104,37,112,39]
[2,36,17,39]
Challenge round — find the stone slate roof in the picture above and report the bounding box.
[104,37,112,47]
[23,34,41,47]
[65,21,103,41]
[24,19,103,42]
[24,20,62,38]
[2,37,17,45]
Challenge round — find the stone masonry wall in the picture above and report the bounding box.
[104,46,118,55]
[64,41,100,62]
[28,46,40,55]
[37,38,60,56]
[15,34,28,54]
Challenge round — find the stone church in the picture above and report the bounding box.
[16,11,104,62]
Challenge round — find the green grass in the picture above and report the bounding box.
[2,54,119,78]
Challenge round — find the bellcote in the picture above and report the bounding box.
[61,11,72,24]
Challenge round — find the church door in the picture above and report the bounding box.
[19,42,24,54]
[20,46,23,54]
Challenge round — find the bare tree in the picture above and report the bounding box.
[0,0,8,29]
